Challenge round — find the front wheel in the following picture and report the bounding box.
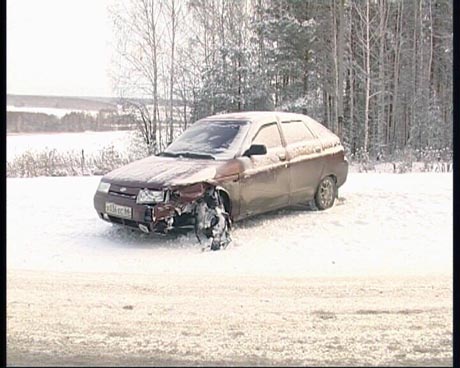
[194,188,232,251]
[314,176,336,210]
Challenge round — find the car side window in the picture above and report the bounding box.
[252,123,283,149]
[281,120,315,145]
[305,119,331,137]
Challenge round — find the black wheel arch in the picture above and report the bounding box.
[216,186,232,214]
[319,173,337,186]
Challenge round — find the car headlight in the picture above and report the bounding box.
[136,189,164,204]
[97,181,111,193]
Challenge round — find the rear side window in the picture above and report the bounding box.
[252,122,283,149]
[281,120,315,145]
[305,119,332,137]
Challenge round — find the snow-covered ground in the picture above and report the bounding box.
[7,173,452,277]
[7,173,453,366]
[7,130,134,160]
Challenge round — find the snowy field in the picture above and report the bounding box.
[7,173,453,366]
[7,130,134,160]
[7,173,452,277]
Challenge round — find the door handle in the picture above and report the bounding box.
[277,153,286,161]
[314,147,321,153]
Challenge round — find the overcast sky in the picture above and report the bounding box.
[7,0,115,97]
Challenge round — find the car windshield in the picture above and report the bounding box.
[162,120,250,159]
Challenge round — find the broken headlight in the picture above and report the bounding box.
[165,189,180,202]
[136,189,165,204]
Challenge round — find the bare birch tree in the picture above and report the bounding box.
[111,0,164,154]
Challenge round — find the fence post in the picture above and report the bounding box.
[81,149,85,175]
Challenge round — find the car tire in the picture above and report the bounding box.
[194,190,232,251]
[314,176,336,210]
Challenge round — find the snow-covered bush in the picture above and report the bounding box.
[126,130,150,162]
[7,149,78,177]
[88,145,127,175]
[348,146,452,174]
[7,147,125,178]
[349,147,375,172]
[6,131,153,178]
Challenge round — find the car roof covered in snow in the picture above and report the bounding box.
[199,111,336,141]
[201,111,312,123]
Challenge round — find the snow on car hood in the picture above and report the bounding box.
[103,155,220,188]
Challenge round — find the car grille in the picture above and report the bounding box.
[109,191,137,199]
[108,184,139,200]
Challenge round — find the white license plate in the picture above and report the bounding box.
[105,202,132,219]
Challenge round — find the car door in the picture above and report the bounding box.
[281,120,325,204]
[239,122,290,217]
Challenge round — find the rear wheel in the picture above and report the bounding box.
[314,176,336,210]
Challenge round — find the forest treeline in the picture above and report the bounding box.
[7,111,134,133]
[112,0,452,157]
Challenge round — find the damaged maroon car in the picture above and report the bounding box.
[93,112,348,250]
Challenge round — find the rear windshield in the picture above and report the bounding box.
[164,120,250,159]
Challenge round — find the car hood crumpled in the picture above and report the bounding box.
[103,155,222,188]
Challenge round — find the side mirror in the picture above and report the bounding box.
[243,144,267,157]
